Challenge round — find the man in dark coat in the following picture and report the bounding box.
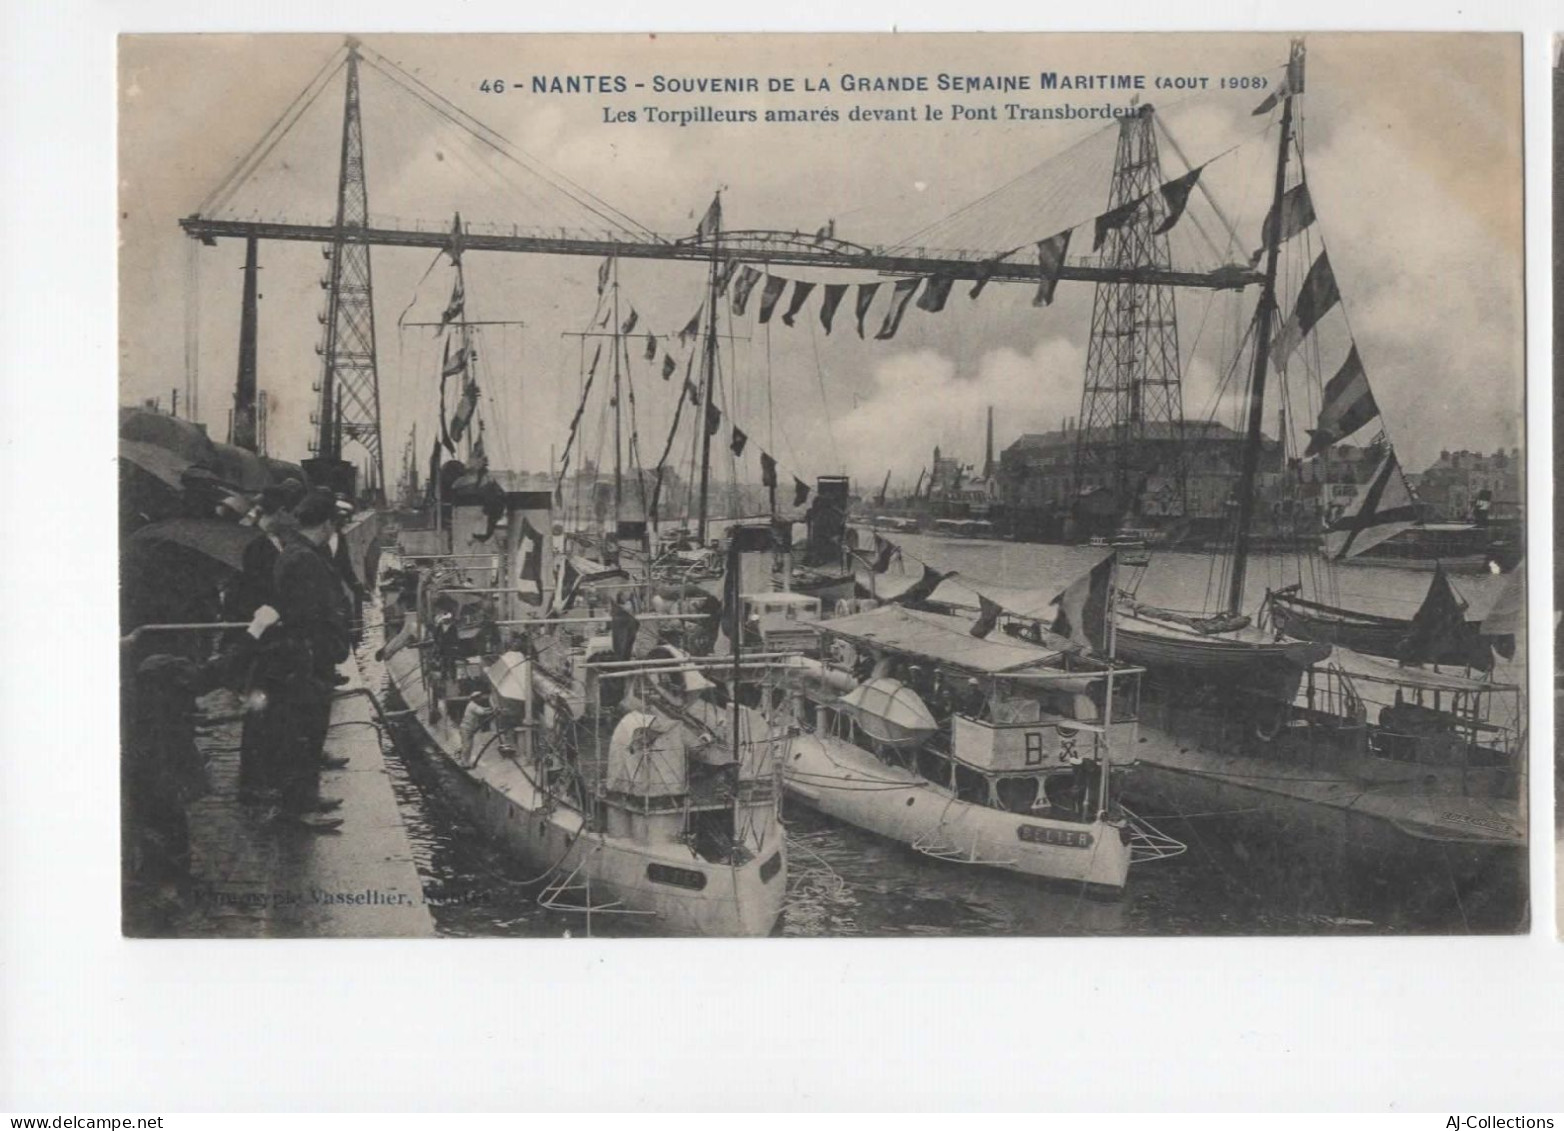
[228,486,294,803]
[120,649,216,933]
[256,489,351,830]
[230,486,291,617]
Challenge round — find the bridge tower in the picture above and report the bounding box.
[310,38,384,497]
[1072,104,1186,528]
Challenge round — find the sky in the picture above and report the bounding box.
[118,32,1525,496]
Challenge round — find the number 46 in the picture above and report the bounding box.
[480,79,507,94]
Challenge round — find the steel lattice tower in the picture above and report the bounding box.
[1073,104,1185,518]
[312,39,384,492]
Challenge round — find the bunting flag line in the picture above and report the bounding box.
[889,564,949,607]
[969,245,1025,299]
[760,451,778,490]
[969,266,994,300]
[596,257,612,296]
[644,331,658,361]
[1034,230,1072,307]
[731,266,762,315]
[820,283,848,334]
[441,336,467,378]
[696,194,722,241]
[1049,553,1115,654]
[450,382,479,442]
[1094,194,1147,251]
[661,355,677,380]
[685,377,701,406]
[556,357,599,487]
[1259,182,1315,253]
[649,352,698,524]
[1154,165,1203,235]
[1323,450,1418,560]
[731,426,748,457]
[1304,346,1377,457]
[970,594,1003,640]
[963,245,1025,300]
[705,400,722,437]
[621,309,639,335]
[1253,47,1305,116]
[916,275,954,313]
[793,477,811,507]
[781,281,816,326]
[714,258,739,295]
[876,277,921,340]
[757,274,788,324]
[679,310,702,346]
[441,275,465,327]
[1274,250,1341,371]
[855,283,881,338]
[870,533,900,573]
[437,349,455,454]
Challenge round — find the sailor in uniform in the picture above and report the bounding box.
[256,489,352,830]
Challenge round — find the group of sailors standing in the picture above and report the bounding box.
[226,482,368,832]
[120,479,369,931]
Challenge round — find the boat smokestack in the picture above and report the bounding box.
[984,406,995,478]
[805,475,851,568]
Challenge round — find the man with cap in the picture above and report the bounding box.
[227,484,293,803]
[328,497,368,609]
[226,485,290,625]
[259,488,351,829]
[278,477,308,512]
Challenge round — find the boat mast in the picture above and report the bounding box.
[696,195,722,546]
[436,221,468,539]
[1098,554,1119,820]
[1226,40,1302,619]
[457,254,475,464]
[611,260,624,529]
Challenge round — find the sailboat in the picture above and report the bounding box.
[1104,42,1526,871]
[1266,567,1497,670]
[380,229,789,936]
[1262,455,1506,671]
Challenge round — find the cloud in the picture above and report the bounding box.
[831,338,1085,483]
[1297,104,1524,466]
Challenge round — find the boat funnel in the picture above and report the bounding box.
[728,521,780,600]
[804,475,851,567]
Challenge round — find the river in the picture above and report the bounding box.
[364,533,1529,936]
